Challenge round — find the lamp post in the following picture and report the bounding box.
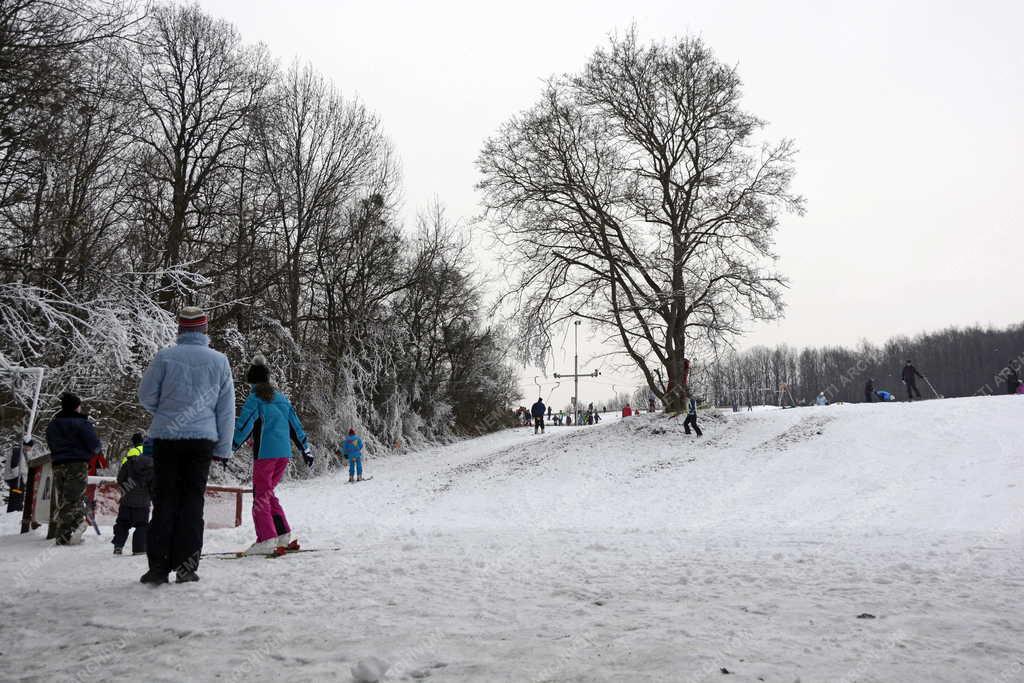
[554,318,599,427]
[573,320,580,424]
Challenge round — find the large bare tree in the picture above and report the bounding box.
[478,30,803,410]
[125,2,271,299]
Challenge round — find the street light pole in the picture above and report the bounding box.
[554,319,598,427]
[574,320,580,425]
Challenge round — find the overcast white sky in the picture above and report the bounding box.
[197,0,1023,407]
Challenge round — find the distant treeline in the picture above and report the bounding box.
[704,323,1024,406]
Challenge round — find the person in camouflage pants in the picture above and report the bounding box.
[52,462,89,543]
[45,393,102,546]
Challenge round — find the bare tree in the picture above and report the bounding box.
[125,2,271,299]
[478,30,803,410]
[256,60,395,333]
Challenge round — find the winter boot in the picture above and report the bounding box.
[242,539,278,556]
[70,519,88,544]
[175,568,200,583]
[348,475,355,483]
[273,532,291,547]
[357,475,363,482]
[140,569,169,585]
[55,533,84,546]
[113,547,123,555]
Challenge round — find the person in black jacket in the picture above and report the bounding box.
[530,398,546,434]
[683,395,703,437]
[901,361,923,401]
[864,378,874,403]
[112,434,154,555]
[1007,367,1021,395]
[45,393,103,545]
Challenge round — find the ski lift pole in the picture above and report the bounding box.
[922,375,943,399]
[26,367,44,438]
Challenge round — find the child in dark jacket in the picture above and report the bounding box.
[112,434,154,555]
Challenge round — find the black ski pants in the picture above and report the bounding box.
[148,439,212,575]
[113,504,150,553]
[534,416,544,434]
[683,414,702,436]
[905,380,922,400]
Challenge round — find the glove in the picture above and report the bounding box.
[302,447,314,468]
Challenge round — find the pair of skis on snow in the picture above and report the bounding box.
[205,546,343,560]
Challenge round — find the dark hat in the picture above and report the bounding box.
[131,432,144,446]
[348,428,356,436]
[246,353,270,384]
[178,306,208,331]
[60,392,81,412]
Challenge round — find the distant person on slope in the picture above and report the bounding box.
[138,307,235,584]
[864,379,874,403]
[683,395,702,437]
[621,403,633,418]
[901,360,924,401]
[342,428,365,482]
[233,355,313,556]
[875,390,895,402]
[815,392,828,406]
[531,397,546,434]
[1007,367,1021,395]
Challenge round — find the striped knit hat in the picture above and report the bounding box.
[178,306,208,332]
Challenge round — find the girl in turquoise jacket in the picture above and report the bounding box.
[232,355,313,555]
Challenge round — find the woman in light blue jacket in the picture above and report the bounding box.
[232,355,313,555]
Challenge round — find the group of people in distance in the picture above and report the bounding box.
[526,398,605,433]
[12,306,366,585]
[863,360,927,403]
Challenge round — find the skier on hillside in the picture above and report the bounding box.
[112,434,153,555]
[1007,367,1020,395]
[864,378,874,403]
[531,397,546,434]
[901,360,924,401]
[683,395,702,437]
[45,392,102,546]
[138,307,235,584]
[342,428,364,482]
[3,436,32,513]
[233,355,314,556]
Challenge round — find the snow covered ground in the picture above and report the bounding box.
[2,396,1022,682]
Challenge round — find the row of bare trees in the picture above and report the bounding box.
[0,1,517,463]
[703,323,1024,406]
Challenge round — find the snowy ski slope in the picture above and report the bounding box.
[1,395,1021,682]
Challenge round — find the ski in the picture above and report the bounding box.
[83,499,101,536]
[211,546,343,560]
[922,375,943,399]
[345,476,373,484]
